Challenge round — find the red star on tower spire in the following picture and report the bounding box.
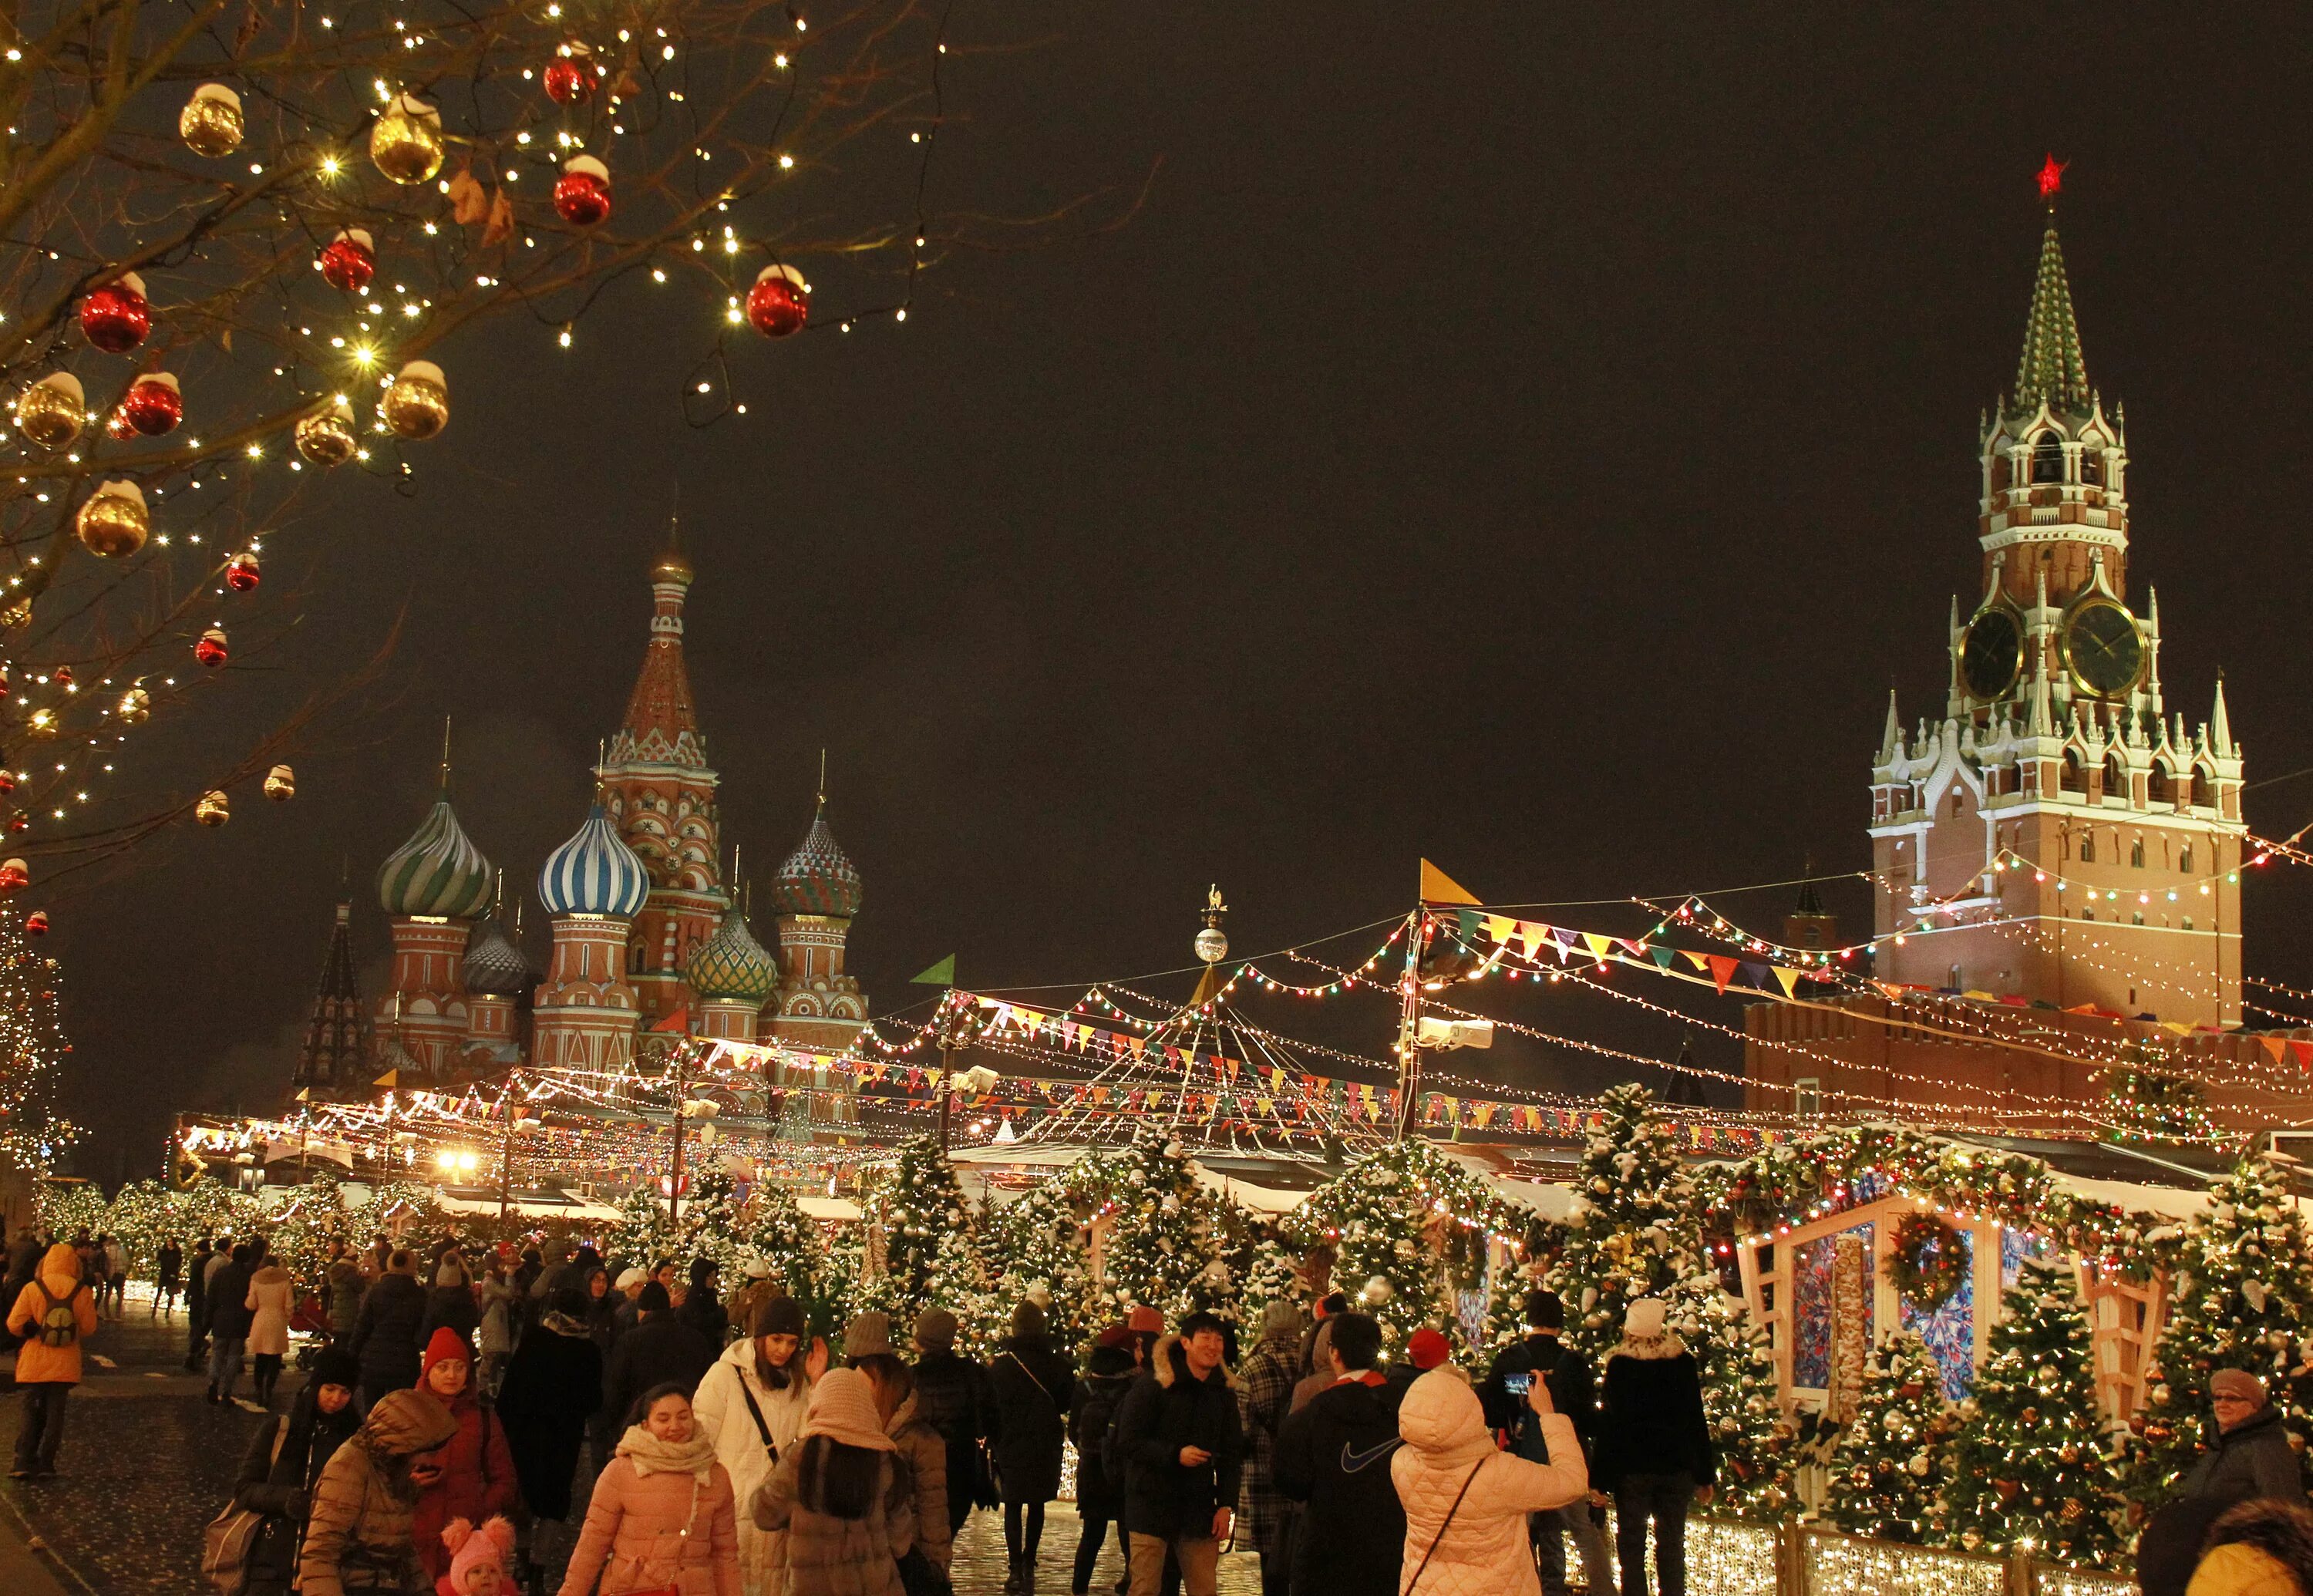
[2036,153,2068,205]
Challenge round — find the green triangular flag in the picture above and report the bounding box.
[910,955,957,986]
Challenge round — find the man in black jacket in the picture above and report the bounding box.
[1272,1312,1402,1596]
[205,1243,258,1405]
[348,1249,428,1408]
[601,1281,714,1427]
[1113,1311,1243,1596]
[1480,1290,1612,1596]
[913,1307,992,1536]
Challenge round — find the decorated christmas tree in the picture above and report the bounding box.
[608,1184,682,1272]
[1692,1288,1803,1521]
[0,912,78,1173]
[1097,1128,1240,1330]
[743,1178,830,1309]
[987,1178,1096,1354]
[1945,1264,2122,1564]
[1236,1223,1312,1328]
[867,1134,980,1299]
[1547,1083,1703,1352]
[680,1166,752,1280]
[2124,1158,2313,1506]
[2097,1047,2217,1146]
[1820,1332,1957,1543]
[1295,1136,1523,1354]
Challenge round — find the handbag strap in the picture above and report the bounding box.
[1406,1459,1488,1596]
[739,1379,778,1461]
[1002,1351,1059,1411]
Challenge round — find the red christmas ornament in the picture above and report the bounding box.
[0,859,25,892]
[194,625,229,667]
[2037,153,2067,203]
[0,769,15,796]
[79,273,151,354]
[120,372,183,436]
[106,407,139,442]
[49,665,70,688]
[22,910,48,936]
[554,157,611,226]
[318,228,375,293]
[544,45,598,105]
[746,264,809,338]
[224,551,261,593]
[5,813,27,835]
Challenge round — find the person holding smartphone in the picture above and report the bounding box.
[298,1388,460,1596]
[1480,1292,1612,1596]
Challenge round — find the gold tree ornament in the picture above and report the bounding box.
[115,688,150,724]
[262,763,295,801]
[75,481,150,559]
[22,709,56,741]
[12,373,86,450]
[295,397,359,466]
[179,84,244,158]
[194,790,230,826]
[383,360,449,439]
[370,93,446,184]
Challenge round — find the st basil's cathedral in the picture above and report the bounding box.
[288,544,869,1107]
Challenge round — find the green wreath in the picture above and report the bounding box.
[1884,1212,1968,1314]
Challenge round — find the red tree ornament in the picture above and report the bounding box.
[224,551,261,592]
[318,228,376,293]
[0,770,16,796]
[554,156,611,226]
[23,910,48,936]
[2037,153,2067,203]
[80,272,151,353]
[121,372,183,436]
[746,263,809,337]
[0,859,26,892]
[194,625,229,666]
[50,666,70,688]
[544,45,598,105]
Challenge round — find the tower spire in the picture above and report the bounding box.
[439,714,453,796]
[2012,207,2090,416]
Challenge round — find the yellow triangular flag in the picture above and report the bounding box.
[1419,859,1482,907]
[1771,966,1802,998]
[1581,931,1614,959]
[373,1069,399,1087]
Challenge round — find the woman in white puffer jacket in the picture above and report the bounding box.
[1390,1365,1588,1596]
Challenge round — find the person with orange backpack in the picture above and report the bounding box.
[5,1241,98,1478]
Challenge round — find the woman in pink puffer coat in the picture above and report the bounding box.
[1390,1366,1588,1596]
[559,1384,742,1596]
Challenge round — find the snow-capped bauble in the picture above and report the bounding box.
[0,859,26,892]
[224,551,260,592]
[262,763,295,801]
[1906,1453,1929,1476]
[179,82,244,157]
[746,264,809,337]
[296,396,359,465]
[544,44,599,104]
[13,372,86,449]
[81,273,150,353]
[1361,1274,1392,1302]
[2243,1278,2269,1312]
[554,156,611,225]
[116,687,149,723]
[371,94,444,184]
[319,228,375,292]
[194,789,229,825]
[22,909,47,935]
[383,360,449,439]
[194,625,228,666]
[76,480,149,558]
[119,371,183,436]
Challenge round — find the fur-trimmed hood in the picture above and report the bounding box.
[1604,1329,1688,1362]
[2198,1499,2313,1595]
[1152,1332,1241,1392]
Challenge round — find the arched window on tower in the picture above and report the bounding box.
[2062,749,2088,796]
[1991,452,2012,497]
[2082,447,2105,486]
[2131,837,2146,868]
[2181,843,2194,874]
[2032,433,2065,483]
[2081,833,2096,863]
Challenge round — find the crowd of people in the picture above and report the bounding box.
[8,1215,2313,1596]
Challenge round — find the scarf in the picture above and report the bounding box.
[618,1425,719,1479]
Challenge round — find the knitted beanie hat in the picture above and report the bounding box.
[755,1294,809,1340]
[1624,1298,1668,1340]
[442,1515,515,1593]
[421,1325,471,1378]
[803,1368,897,1452]
[914,1308,958,1352]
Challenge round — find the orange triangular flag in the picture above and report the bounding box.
[1706,955,1739,995]
[2262,1035,2287,1065]
[1419,859,1482,907]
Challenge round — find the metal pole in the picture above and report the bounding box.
[1394,909,1427,1142]
[938,1045,954,1156]
[669,1045,689,1228]
[497,1072,520,1224]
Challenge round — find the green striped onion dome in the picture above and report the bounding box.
[686,899,779,1004]
[376,797,494,918]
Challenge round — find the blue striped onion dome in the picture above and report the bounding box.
[687,899,779,1004]
[462,920,532,995]
[769,801,864,918]
[537,802,649,918]
[377,797,494,918]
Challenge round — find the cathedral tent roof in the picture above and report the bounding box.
[2011,223,2091,418]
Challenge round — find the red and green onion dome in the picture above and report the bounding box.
[462,920,532,995]
[376,796,494,918]
[768,800,863,918]
[686,898,779,1005]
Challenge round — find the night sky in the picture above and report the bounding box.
[53,6,2313,1179]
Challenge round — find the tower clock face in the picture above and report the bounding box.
[1961,608,2024,700]
[2062,598,2144,697]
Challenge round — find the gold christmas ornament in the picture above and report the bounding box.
[13,372,86,450]
[179,83,244,158]
[22,709,56,741]
[370,93,445,185]
[1,601,30,632]
[194,790,230,827]
[76,480,150,559]
[295,396,359,466]
[262,763,295,801]
[382,359,449,439]
[116,687,150,724]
